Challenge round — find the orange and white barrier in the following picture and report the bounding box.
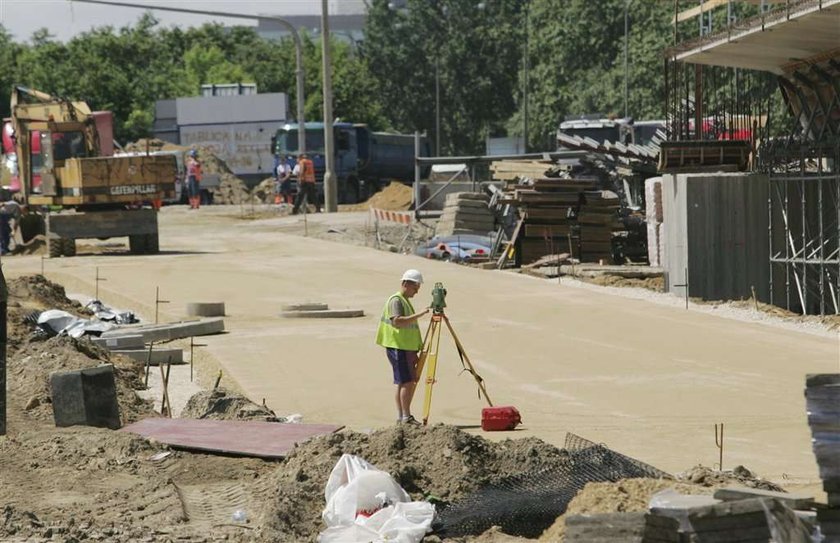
[370,208,413,225]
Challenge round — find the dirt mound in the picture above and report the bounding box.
[251,177,278,204]
[181,387,281,421]
[676,464,783,491]
[582,274,665,292]
[259,424,566,541]
[9,335,155,425]
[342,181,414,211]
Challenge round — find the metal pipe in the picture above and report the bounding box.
[69,0,307,155]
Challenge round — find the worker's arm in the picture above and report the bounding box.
[392,307,430,328]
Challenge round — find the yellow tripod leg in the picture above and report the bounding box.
[421,316,443,425]
[415,316,435,379]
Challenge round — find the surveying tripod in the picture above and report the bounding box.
[416,284,493,425]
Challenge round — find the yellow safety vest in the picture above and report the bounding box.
[375,293,422,350]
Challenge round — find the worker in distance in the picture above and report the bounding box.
[375,269,431,425]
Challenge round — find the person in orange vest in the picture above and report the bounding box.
[292,153,319,214]
[186,149,203,210]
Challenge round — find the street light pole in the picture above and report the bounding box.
[624,0,630,119]
[435,59,441,157]
[321,0,337,212]
[69,0,307,155]
[523,2,530,152]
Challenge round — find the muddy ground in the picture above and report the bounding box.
[0,275,794,542]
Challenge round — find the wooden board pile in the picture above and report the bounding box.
[492,160,623,266]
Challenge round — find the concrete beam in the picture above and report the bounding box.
[99,318,225,343]
[112,348,184,365]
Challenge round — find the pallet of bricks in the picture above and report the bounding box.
[806,373,840,542]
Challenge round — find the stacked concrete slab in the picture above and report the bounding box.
[645,177,664,267]
[434,193,494,237]
[806,374,840,542]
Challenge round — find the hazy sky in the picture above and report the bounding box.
[1,0,367,42]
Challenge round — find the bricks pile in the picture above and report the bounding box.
[806,373,840,542]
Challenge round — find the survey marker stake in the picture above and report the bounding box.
[144,341,155,388]
[95,267,107,300]
[189,336,207,383]
[155,286,170,324]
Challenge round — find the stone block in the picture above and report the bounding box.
[49,364,121,430]
[185,302,226,317]
[92,334,145,350]
[112,348,184,365]
[713,486,814,510]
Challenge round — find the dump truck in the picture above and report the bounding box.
[9,86,177,257]
[273,122,430,204]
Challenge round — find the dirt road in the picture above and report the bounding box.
[4,206,837,485]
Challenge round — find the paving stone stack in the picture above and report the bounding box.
[578,190,622,264]
[434,192,494,237]
[806,374,840,542]
[564,512,680,542]
[645,177,664,266]
[681,498,781,542]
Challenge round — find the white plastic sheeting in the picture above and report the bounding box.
[318,454,435,543]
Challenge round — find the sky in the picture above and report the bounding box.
[0,0,367,42]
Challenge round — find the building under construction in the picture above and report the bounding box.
[659,0,840,315]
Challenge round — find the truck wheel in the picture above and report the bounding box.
[61,238,76,257]
[128,235,147,254]
[48,237,63,258]
[145,233,159,254]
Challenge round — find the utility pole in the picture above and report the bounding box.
[321,0,337,212]
[523,1,530,152]
[624,0,630,119]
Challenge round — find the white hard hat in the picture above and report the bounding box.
[401,269,423,284]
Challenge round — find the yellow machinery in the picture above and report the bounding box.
[10,86,177,257]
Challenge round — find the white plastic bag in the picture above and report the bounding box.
[318,454,434,543]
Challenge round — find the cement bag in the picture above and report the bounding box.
[318,454,434,543]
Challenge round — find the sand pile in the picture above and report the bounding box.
[342,181,414,211]
[181,387,281,422]
[251,177,279,204]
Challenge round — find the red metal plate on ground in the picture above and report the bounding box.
[121,418,343,459]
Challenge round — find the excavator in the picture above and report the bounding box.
[10,86,177,257]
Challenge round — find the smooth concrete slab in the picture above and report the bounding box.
[713,487,814,510]
[92,334,145,350]
[112,348,184,365]
[100,317,225,343]
[280,309,364,318]
[120,418,343,459]
[49,364,121,430]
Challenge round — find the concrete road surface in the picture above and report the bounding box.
[5,206,838,486]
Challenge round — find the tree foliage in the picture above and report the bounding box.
[0,3,777,153]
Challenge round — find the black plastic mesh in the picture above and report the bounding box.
[434,433,671,539]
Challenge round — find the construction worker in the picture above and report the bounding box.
[186,149,203,209]
[292,153,319,214]
[275,154,293,205]
[375,269,431,425]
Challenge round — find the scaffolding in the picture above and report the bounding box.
[663,3,840,315]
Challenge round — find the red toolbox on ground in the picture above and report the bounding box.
[481,406,522,431]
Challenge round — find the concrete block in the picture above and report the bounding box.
[92,334,145,350]
[713,486,814,510]
[100,317,225,343]
[185,302,226,317]
[49,364,121,430]
[112,348,184,365]
[281,303,329,311]
[280,309,364,318]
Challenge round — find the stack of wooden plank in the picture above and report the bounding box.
[510,178,596,266]
[578,190,622,264]
[490,159,554,181]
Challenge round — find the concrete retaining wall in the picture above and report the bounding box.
[662,173,769,303]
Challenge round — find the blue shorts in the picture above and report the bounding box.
[387,348,418,385]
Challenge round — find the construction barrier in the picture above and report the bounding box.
[370,207,415,251]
